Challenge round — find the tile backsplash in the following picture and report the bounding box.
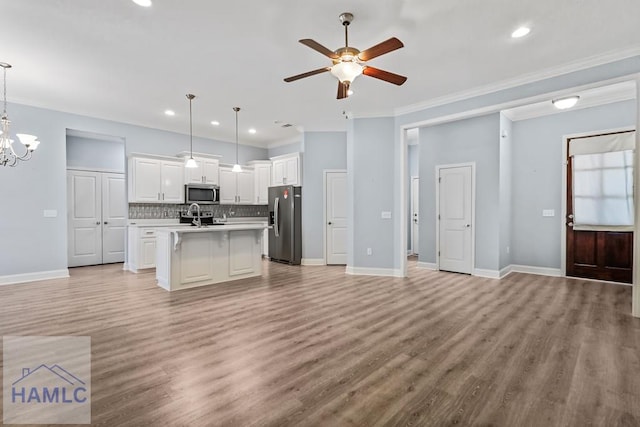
[129,203,268,219]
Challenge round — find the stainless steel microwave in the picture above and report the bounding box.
[185,184,220,204]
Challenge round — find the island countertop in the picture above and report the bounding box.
[157,223,267,234]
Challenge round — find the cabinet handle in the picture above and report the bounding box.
[104,221,109,225]
[162,193,165,201]
[96,221,101,225]
[157,192,160,200]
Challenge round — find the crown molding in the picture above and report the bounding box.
[395,46,640,116]
[266,135,303,149]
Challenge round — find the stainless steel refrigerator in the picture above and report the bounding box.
[268,185,302,265]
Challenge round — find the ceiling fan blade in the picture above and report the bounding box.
[299,39,339,59]
[363,66,407,86]
[284,67,331,82]
[358,37,404,61]
[337,81,350,99]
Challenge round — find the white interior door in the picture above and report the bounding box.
[67,170,103,267]
[411,177,420,255]
[326,171,347,265]
[438,165,473,274]
[102,173,126,263]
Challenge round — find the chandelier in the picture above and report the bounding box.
[0,62,40,167]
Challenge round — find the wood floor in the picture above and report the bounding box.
[1,261,640,426]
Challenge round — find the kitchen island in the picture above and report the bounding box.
[155,223,266,291]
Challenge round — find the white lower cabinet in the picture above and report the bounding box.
[127,226,158,272]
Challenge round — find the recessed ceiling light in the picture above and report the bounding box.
[132,0,152,7]
[248,128,257,134]
[164,110,175,116]
[552,96,580,110]
[211,121,220,126]
[511,27,531,38]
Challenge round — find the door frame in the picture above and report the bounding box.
[323,169,347,265]
[560,126,635,278]
[435,162,476,273]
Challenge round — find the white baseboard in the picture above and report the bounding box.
[416,262,437,270]
[472,268,501,279]
[0,269,70,286]
[346,266,404,277]
[499,265,513,279]
[301,258,325,266]
[509,264,562,277]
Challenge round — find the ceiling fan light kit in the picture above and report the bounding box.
[284,12,407,99]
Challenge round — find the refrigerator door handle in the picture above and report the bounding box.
[274,197,280,237]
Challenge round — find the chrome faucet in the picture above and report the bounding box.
[187,203,202,227]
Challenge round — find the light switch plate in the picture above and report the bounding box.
[43,210,58,218]
[381,211,392,219]
[542,209,555,217]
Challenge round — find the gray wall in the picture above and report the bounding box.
[301,131,347,260]
[511,99,636,269]
[66,134,125,172]
[499,114,513,270]
[419,113,501,271]
[348,117,396,270]
[0,102,267,277]
[268,140,303,158]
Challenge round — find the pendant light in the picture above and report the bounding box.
[184,94,198,169]
[232,107,242,173]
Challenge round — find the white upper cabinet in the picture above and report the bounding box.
[271,153,301,186]
[128,156,185,204]
[219,166,255,205]
[184,157,220,185]
[247,161,271,204]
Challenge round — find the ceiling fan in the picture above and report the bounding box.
[284,12,407,99]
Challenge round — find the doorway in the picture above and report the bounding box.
[325,170,347,265]
[565,130,635,283]
[410,176,420,255]
[436,163,475,274]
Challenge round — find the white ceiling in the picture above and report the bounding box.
[2,0,640,148]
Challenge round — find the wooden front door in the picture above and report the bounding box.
[566,134,634,284]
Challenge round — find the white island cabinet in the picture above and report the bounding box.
[155,223,266,291]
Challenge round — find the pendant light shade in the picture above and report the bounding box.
[232,107,242,173]
[185,94,198,169]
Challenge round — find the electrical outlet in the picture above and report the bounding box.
[366,248,372,256]
[43,210,57,218]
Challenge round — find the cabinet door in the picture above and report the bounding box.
[161,161,185,203]
[272,160,285,185]
[203,159,219,185]
[139,237,157,269]
[285,156,299,185]
[132,158,161,202]
[185,161,204,184]
[255,165,271,204]
[237,170,255,204]
[219,167,237,204]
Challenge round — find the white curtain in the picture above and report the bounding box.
[570,132,635,231]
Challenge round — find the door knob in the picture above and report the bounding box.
[96,222,101,225]
[567,222,574,227]
[568,214,574,219]
[465,224,471,228]
[328,222,332,225]
[104,221,109,225]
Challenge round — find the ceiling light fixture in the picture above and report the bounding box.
[232,107,242,173]
[184,94,198,169]
[210,120,220,126]
[0,63,40,167]
[164,110,175,116]
[132,0,152,7]
[511,27,531,38]
[552,96,580,110]
[248,128,257,134]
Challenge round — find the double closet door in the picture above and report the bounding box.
[67,170,126,267]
